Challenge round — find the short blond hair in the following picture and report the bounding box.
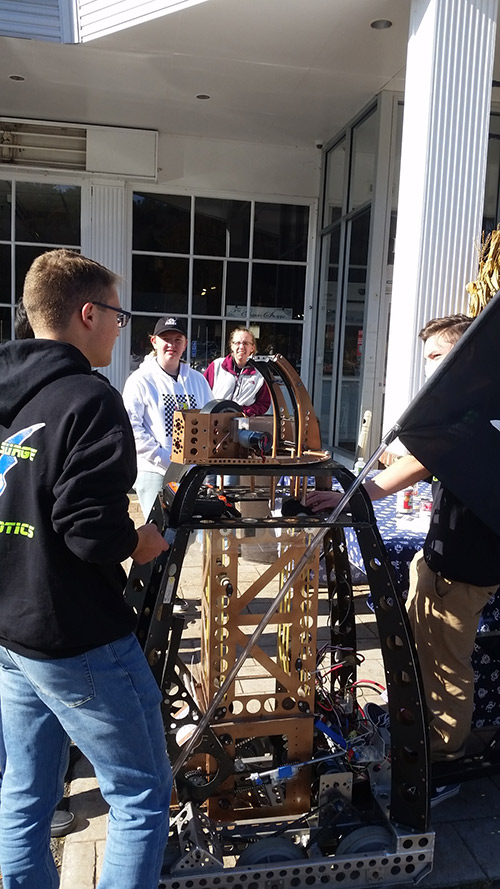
[23,249,119,333]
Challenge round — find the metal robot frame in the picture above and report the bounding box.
[125,355,436,888]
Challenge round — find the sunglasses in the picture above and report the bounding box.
[92,301,132,329]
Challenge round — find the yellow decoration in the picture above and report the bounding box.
[466,225,500,317]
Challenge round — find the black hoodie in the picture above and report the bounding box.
[0,339,139,658]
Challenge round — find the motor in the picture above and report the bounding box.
[237,429,272,454]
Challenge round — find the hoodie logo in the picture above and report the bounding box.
[0,424,45,496]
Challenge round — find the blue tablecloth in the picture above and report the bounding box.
[474,599,500,727]
[343,482,431,596]
[319,475,500,729]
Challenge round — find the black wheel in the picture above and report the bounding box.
[336,825,393,854]
[200,399,241,413]
[237,837,307,865]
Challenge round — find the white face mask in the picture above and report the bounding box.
[424,361,438,381]
[423,334,454,380]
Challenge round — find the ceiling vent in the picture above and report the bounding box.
[0,118,158,179]
[0,120,86,170]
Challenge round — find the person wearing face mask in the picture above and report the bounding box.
[308,314,500,804]
[123,316,213,519]
[203,327,271,417]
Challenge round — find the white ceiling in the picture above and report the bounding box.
[0,0,411,148]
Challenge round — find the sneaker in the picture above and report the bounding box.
[173,598,189,613]
[50,809,75,837]
[364,701,391,747]
[430,783,461,808]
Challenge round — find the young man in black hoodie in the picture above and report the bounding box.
[0,249,170,889]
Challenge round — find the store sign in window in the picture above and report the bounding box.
[227,305,293,320]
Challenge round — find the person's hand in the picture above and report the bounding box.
[306,490,344,514]
[131,523,169,564]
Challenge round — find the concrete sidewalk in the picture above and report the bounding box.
[60,757,108,889]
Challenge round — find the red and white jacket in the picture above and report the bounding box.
[204,355,271,416]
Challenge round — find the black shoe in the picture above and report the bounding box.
[67,744,83,773]
[63,744,83,784]
[430,783,461,808]
[51,809,75,838]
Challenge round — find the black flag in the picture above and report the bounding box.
[395,294,500,536]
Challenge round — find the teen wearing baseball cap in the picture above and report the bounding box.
[123,316,212,518]
[152,316,188,337]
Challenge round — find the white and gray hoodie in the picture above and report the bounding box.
[123,355,213,475]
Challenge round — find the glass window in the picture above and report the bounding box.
[483,115,500,235]
[483,143,500,234]
[348,109,378,212]
[251,264,306,320]
[225,261,249,314]
[194,198,250,258]
[323,139,346,227]
[250,321,303,371]
[132,192,311,377]
[0,181,12,241]
[0,179,81,336]
[133,193,191,253]
[387,211,397,266]
[129,318,151,371]
[0,306,11,343]
[132,255,189,315]
[0,244,11,307]
[387,103,404,265]
[15,182,80,245]
[15,245,56,301]
[336,209,370,451]
[318,228,341,441]
[253,203,309,261]
[192,259,223,315]
[190,317,223,373]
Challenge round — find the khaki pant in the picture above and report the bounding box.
[406,551,497,761]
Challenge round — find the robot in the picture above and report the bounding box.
[125,355,435,887]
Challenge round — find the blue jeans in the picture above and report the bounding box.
[134,470,164,519]
[0,702,70,794]
[0,634,172,889]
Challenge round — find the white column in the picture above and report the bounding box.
[383,0,498,434]
[81,181,130,391]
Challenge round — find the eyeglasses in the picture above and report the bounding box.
[92,301,132,329]
[232,340,254,347]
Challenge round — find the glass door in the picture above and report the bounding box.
[336,209,370,452]
[315,107,377,460]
